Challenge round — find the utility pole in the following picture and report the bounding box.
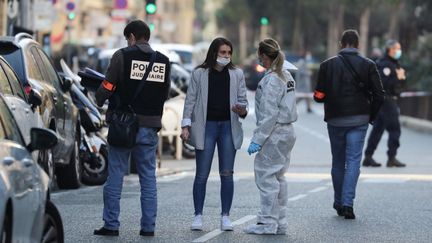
[260,17,269,41]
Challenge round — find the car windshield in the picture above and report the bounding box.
[173,50,192,65]
[0,46,26,84]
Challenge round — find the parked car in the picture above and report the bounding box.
[0,56,57,185]
[152,43,195,72]
[0,94,64,243]
[0,33,81,189]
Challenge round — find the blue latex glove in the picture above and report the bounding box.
[247,142,262,155]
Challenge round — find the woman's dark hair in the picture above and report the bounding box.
[197,37,235,69]
[340,29,359,48]
[123,20,150,41]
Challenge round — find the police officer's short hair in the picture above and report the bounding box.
[385,39,399,52]
[340,29,359,48]
[124,20,150,41]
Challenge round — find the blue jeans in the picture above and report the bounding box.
[193,121,236,216]
[103,127,158,232]
[327,124,368,207]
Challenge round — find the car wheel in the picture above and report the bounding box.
[41,201,64,243]
[38,149,54,187]
[56,131,81,189]
[1,210,12,243]
[81,145,109,186]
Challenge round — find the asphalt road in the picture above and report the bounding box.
[52,92,432,243]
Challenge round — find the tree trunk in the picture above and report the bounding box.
[327,2,345,57]
[239,20,247,61]
[291,0,304,54]
[386,0,404,39]
[359,7,371,56]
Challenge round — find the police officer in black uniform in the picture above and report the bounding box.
[94,20,170,237]
[363,40,406,167]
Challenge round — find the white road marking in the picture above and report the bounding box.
[308,186,329,193]
[288,194,308,201]
[192,215,256,243]
[362,178,408,184]
[157,171,194,182]
[295,124,330,144]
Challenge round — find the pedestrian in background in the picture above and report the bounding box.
[180,37,248,231]
[295,51,313,113]
[244,38,297,235]
[363,40,407,167]
[314,29,385,219]
[93,20,171,237]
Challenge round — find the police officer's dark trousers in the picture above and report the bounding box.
[365,98,401,158]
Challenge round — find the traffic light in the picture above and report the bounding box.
[66,1,76,20]
[146,0,157,15]
[260,17,269,26]
[67,12,76,20]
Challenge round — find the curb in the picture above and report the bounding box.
[400,115,432,133]
[156,168,181,177]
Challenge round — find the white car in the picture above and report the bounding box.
[151,43,195,72]
[0,94,64,243]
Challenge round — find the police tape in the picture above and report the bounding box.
[295,91,432,98]
[399,91,431,97]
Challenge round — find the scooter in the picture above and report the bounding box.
[60,60,109,186]
[77,66,196,161]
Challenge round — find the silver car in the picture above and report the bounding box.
[0,94,64,243]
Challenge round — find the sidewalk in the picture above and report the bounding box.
[400,115,432,133]
[156,156,195,177]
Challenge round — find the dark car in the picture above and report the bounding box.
[0,33,81,189]
[0,94,64,243]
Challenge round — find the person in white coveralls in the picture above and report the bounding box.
[244,38,298,235]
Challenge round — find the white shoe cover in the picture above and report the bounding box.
[243,223,277,235]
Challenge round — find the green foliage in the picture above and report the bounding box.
[210,0,432,91]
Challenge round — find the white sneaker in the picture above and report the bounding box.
[191,215,203,231]
[220,216,233,231]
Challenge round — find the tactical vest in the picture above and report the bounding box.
[109,46,169,117]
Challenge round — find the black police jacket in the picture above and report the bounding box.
[314,49,385,122]
[376,55,406,96]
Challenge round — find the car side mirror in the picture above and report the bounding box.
[28,89,42,109]
[61,76,73,92]
[27,128,58,152]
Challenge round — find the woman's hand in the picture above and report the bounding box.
[180,127,190,141]
[232,104,247,116]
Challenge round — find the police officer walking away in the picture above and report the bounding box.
[93,20,170,237]
[363,40,406,167]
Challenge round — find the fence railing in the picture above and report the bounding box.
[398,92,432,121]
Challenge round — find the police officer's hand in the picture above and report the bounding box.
[232,104,247,116]
[396,68,406,80]
[180,127,190,141]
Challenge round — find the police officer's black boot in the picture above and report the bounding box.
[362,155,381,167]
[387,157,406,167]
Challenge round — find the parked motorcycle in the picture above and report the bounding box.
[60,60,109,186]
[77,66,196,161]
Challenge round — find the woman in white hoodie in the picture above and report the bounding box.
[244,38,298,235]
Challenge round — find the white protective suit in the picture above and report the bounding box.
[244,67,297,235]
